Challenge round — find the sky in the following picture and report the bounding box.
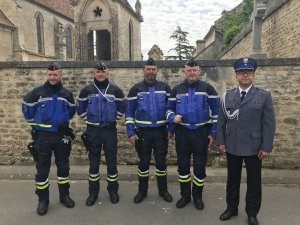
[127,0,243,58]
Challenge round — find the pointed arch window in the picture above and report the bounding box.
[129,21,133,61]
[66,26,74,59]
[35,13,44,54]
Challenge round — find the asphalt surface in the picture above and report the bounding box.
[0,165,300,225]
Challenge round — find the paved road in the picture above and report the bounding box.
[0,180,299,225]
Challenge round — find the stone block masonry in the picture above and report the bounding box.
[0,59,299,168]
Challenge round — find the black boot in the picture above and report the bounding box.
[194,198,204,210]
[86,195,98,206]
[109,192,119,204]
[176,196,191,208]
[37,201,49,216]
[133,191,147,203]
[60,195,75,208]
[159,190,173,202]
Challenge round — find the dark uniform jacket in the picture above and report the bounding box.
[76,79,125,127]
[217,85,276,156]
[166,79,220,137]
[22,81,75,132]
[125,80,171,137]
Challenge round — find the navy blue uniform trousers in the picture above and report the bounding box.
[35,132,71,202]
[86,125,118,196]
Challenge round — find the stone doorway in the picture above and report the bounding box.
[87,29,111,60]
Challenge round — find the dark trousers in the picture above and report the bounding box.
[35,132,71,202]
[175,125,209,199]
[226,152,262,216]
[87,125,118,196]
[135,126,168,193]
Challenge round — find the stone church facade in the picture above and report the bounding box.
[0,0,143,61]
[71,0,143,61]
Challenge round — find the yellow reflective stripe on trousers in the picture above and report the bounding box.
[29,123,52,128]
[89,177,100,182]
[36,183,50,190]
[178,177,192,183]
[156,172,167,176]
[193,179,205,186]
[57,179,69,185]
[107,177,118,182]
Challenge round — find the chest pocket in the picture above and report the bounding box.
[248,102,264,110]
[87,95,98,114]
[176,95,187,115]
[37,101,54,123]
[225,103,237,114]
[137,93,148,110]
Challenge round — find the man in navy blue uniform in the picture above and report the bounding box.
[22,62,76,216]
[77,62,125,206]
[126,58,173,204]
[167,59,220,210]
[217,58,276,225]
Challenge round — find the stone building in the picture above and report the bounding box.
[69,0,143,61]
[0,9,15,61]
[219,0,300,59]
[0,0,75,61]
[195,0,300,59]
[193,26,223,60]
[0,0,143,61]
[148,44,164,60]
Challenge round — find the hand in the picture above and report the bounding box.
[173,115,182,124]
[208,135,215,148]
[257,150,270,160]
[167,132,174,139]
[218,144,226,154]
[128,135,138,145]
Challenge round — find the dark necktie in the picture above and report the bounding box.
[241,91,246,101]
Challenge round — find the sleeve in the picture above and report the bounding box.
[207,84,220,138]
[67,92,76,120]
[166,87,177,127]
[125,86,138,137]
[216,91,227,145]
[165,84,174,133]
[22,90,38,124]
[261,92,276,152]
[76,88,89,120]
[116,87,125,120]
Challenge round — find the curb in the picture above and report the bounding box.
[0,165,300,186]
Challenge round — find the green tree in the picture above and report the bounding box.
[165,26,195,60]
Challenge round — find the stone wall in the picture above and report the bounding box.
[220,0,300,59]
[0,59,299,168]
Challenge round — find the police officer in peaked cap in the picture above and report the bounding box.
[217,57,276,225]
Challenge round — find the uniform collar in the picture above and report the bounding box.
[44,81,62,93]
[184,79,200,87]
[239,84,253,95]
[143,80,156,87]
